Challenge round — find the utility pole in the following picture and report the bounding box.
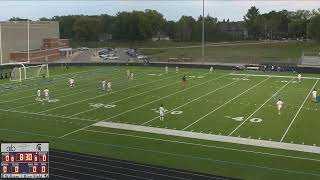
[27,20,30,63]
[201,0,205,63]
[0,23,2,65]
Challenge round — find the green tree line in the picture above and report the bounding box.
[8,7,320,41]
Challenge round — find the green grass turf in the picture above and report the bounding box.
[0,65,320,180]
[142,41,320,63]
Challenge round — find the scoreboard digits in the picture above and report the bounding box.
[1,143,49,179]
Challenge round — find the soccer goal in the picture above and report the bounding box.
[10,63,49,82]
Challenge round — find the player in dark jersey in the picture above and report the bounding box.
[182,75,187,88]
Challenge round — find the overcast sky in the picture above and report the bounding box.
[0,1,319,21]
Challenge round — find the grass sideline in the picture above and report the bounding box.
[142,41,320,63]
[0,65,320,180]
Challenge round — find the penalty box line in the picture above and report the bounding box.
[1,68,165,104]
[0,67,120,98]
[38,73,179,114]
[59,74,229,138]
[8,70,155,111]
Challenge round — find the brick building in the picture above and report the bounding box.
[0,21,70,64]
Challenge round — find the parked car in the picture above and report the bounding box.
[102,56,119,60]
[137,55,148,60]
[78,47,89,51]
[98,49,109,56]
[126,48,138,57]
[106,56,119,60]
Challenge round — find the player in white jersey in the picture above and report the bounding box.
[176,66,179,74]
[165,66,168,74]
[36,89,41,101]
[276,99,284,115]
[298,74,301,83]
[43,88,49,101]
[159,104,165,121]
[102,80,106,91]
[126,69,130,79]
[312,89,317,102]
[209,67,213,73]
[130,73,134,80]
[107,81,112,92]
[68,78,75,87]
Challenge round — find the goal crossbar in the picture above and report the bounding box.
[10,63,49,82]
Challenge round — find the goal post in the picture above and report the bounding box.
[10,63,49,82]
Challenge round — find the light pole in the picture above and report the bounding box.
[201,0,205,63]
[306,23,309,41]
[264,25,267,42]
[0,23,2,65]
[27,20,30,63]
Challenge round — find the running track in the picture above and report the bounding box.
[49,149,239,180]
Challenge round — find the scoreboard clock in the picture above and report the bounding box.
[1,143,49,179]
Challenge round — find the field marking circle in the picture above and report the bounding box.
[171,111,183,115]
[250,118,262,123]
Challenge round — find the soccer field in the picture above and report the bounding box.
[1,65,320,179]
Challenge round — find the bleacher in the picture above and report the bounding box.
[299,52,320,67]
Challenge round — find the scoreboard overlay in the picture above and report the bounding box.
[1,143,49,179]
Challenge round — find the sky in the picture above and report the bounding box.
[0,1,319,21]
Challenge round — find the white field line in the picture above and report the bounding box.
[39,75,179,113]
[50,156,188,180]
[0,70,120,102]
[92,121,320,155]
[142,76,246,126]
[0,108,98,122]
[0,67,110,87]
[83,129,320,163]
[7,71,153,110]
[70,78,183,117]
[231,73,320,80]
[0,67,161,98]
[280,79,320,142]
[9,87,96,110]
[0,67,116,97]
[59,74,229,138]
[0,68,152,103]
[228,78,294,136]
[182,77,271,130]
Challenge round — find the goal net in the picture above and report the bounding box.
[10,64,49,82]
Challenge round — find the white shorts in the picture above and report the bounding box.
[313,95,316,99]
[277,106,282,110]
[160,113,164,117]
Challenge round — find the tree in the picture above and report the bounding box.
[178,16,196,41]
[244,6,261,38]
[73,16,100,41]
[310,14,320,40]
[8,17,30,21]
